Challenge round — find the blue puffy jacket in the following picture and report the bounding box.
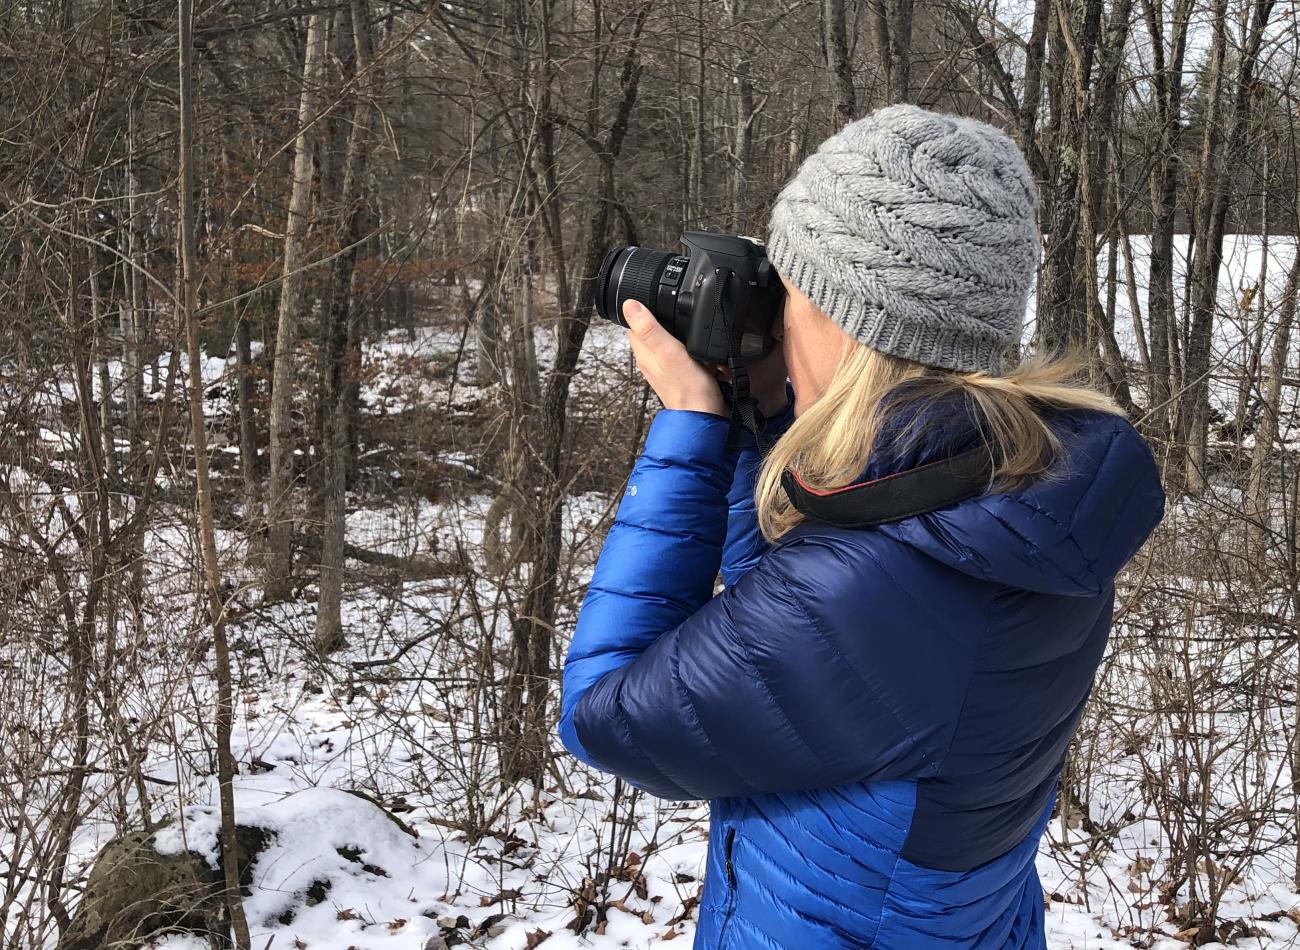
[559,387,1165,948]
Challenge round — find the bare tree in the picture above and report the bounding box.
[822,0,856,122]
[1247,211,1300,553]
[500,1,653,786]
[315,0,376,654]
[1174,0,1276,492]
[265,11,330,600]
[178,0,251,943]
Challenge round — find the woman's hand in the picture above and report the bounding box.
[623,299,727,418]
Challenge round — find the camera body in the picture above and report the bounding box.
[595,231,786,364]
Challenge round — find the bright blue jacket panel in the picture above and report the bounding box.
[559,394,1165,948]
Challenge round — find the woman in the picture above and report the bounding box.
[558,105,1165,948]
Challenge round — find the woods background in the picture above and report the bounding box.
[2,0,1300,946]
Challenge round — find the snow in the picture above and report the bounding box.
[157,788,444,945]
[6,239,1300,949]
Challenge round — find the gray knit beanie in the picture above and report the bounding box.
[766,104,1040,376]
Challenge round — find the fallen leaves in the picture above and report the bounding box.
[479,887,522,906]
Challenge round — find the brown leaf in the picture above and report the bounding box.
[661,928,680,940]
[668,894,700,926]
[480,888,522,906]
[525,929,552,948]
[1128,855,1155,876]
[336,908,358,921]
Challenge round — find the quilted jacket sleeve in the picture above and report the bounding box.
[558,408,738,773]
[558,404,948,800]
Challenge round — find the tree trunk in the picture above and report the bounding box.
[886,0,914,103]
[822,0,855,123]
[178,0,252,944]
[474,279,504,387]
[1233,184,1269,451]
[787,107,804,177]
[724,0,754,229]
[500,2,650,787]
[692,0,706,214]
[1246,243,1300,555]
[871,0,892,106]
[265,11,329,600]
[122,102,146,455]
[1173,0,1229,494]
[1119,224,1151,373]
[315,0,374,655]
[1078,0,1134,404]
[89,252,119,488]
[1138,0,1192,448]
[1174,0,1273,493]
[1036,0,1104,353]
[1021,0,1051,144]
[235,315,259,519]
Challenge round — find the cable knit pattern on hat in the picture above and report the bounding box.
[766,104,1040,375]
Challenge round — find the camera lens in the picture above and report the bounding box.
[595,247,674,325]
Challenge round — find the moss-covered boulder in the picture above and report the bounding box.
[59,824,271,950]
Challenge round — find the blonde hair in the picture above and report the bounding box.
[754,343,1124,541]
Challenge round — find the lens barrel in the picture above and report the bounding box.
[596,247,674,325]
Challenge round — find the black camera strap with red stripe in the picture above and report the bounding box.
[779,447,993,529]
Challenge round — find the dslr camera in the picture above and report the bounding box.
[595,231,785,365]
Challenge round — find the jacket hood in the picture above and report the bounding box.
[855,390,1166,596]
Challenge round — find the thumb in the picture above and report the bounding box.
[622,298,660,341]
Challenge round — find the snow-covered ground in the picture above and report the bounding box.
[68,545,1300,950]
[5,235,1300,949]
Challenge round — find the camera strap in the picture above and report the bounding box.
[779,447,994,529]
[714,266,773,456]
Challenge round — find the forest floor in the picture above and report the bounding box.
[30,235,1300,949]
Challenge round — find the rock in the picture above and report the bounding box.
[58,829,224,950]
[59,824,272,950]
[61,789,412,949]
